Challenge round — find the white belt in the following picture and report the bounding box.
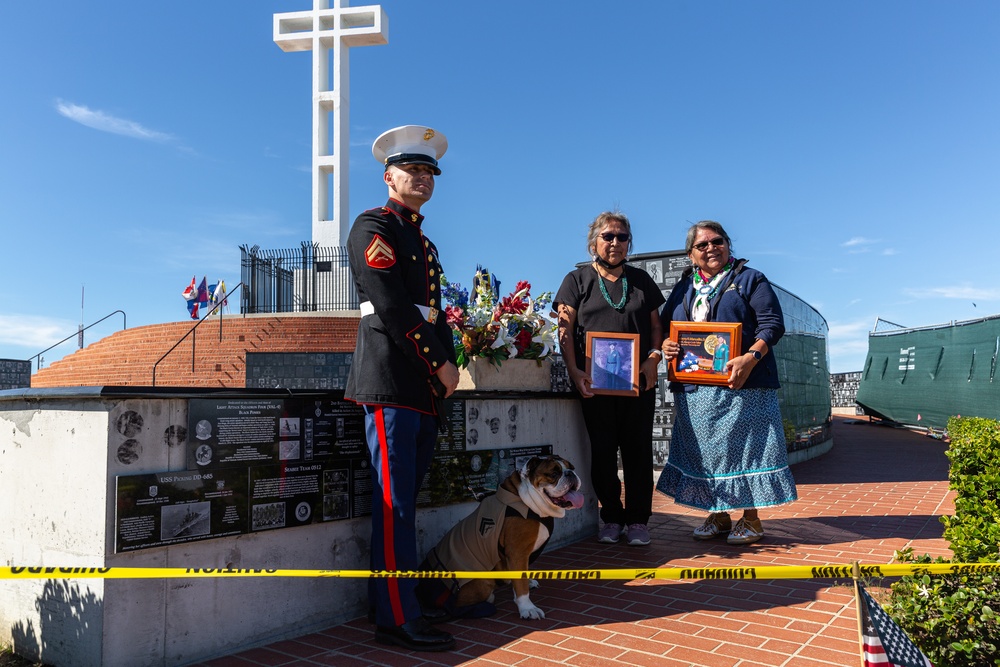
[359,300,438,324]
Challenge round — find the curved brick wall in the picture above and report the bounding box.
[31,314,361,388]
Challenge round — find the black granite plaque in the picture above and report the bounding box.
[419,444,553,507]
[351,458,373,518]
[245,352,353,390]
[294,397,367,460]
[248,462,325,532]
[187,398,284,469]
[0,359,31,390]
[114,467,248,553]
[435,398,466,452]
[322,464,352,520]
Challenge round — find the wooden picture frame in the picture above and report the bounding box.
[585,331,640,397]
[667,322,743,386]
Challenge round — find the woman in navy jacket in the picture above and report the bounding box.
[657,221,797,545]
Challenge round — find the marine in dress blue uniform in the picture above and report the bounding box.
[344,125,459,652]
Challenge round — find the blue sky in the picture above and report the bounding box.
[2,1,998,374]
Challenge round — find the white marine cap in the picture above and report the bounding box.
[372,125,448,175]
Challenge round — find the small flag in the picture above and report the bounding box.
[182,276,199,319]
[212,280,227,307]
[196,277,209,306]
[857,582,933,667]
[182,276,197,301]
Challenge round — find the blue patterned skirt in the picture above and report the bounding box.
[656,386,797,512]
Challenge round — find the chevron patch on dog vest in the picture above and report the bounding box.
[478,517,496,537]
[365,234,395,268]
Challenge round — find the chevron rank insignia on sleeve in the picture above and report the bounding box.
[365,234,396,269]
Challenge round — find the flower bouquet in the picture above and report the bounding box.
[441,266,557,369]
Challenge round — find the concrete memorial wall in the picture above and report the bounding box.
[0,385,595,667]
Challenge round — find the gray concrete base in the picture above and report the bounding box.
[0,388,596,667]
[787,437,834,465]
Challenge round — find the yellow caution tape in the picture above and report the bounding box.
[2,563,998,580]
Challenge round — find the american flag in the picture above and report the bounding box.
[857,582,933,667]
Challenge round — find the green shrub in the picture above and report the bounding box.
[941,417,1000,563]
[783,418,795,445]
[888,417,1000,666]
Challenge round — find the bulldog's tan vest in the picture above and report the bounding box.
[428,485,552,587]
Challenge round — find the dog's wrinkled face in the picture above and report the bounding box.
[521,455,584,510]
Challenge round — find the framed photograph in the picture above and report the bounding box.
[585,331,640,397]
[667,322,743,386]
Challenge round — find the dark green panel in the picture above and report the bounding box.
[857,316,1000,429]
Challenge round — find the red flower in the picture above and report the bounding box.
[514,329,532,353]
[515,280,530,294]
[445,305,465,327]
[498,295,527,316]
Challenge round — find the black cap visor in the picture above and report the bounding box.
[385,153,441,175]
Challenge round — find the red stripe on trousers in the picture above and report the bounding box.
[374,406,404,624]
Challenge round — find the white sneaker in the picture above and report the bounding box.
[727,517,764,545]
[692,513,732,540]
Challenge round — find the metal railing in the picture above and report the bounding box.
[30,310,127,371]
[151,283,244,387]
[872,317,907,333]
[240,242,358,313]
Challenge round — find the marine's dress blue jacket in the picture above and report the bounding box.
[661,259,784,392]
[344,199,456,414]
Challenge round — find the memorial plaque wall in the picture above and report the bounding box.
[0,359,31,390]
[831,371,863,413]
[245,352,353,390]
[115,392,555,552]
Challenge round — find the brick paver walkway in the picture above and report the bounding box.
[197,416,953,667]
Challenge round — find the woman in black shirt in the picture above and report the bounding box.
[554,211,665,546]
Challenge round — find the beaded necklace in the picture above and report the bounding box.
[598,268,628,311]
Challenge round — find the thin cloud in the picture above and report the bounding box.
[55,100,173,142]
[0,314,76,349]
[903,285,1000,301]
[842,237,878,254]
[827,317,879,372]
[828,317,877,340]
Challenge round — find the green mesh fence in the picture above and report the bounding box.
[856,315,1000,429]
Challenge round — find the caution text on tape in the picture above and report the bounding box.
[2,563,999,581]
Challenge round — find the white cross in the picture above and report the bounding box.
[274,1,388,248]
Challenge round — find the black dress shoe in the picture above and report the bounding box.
[368,605,450,625]
[375,617,455,652]
[420,604,452,624]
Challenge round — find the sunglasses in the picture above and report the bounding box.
[693,237,726,252]
[600,232,631,243]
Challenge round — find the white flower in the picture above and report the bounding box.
[532,324,557,358]
[490,325,510,350]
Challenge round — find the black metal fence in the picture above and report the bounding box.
[240,243,358,314]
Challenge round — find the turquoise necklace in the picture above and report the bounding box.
[598,270,628,311]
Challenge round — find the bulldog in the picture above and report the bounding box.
[417,455,584,620]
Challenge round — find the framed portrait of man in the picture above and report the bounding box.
[585,331,640,397]
[667,322,742,386]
